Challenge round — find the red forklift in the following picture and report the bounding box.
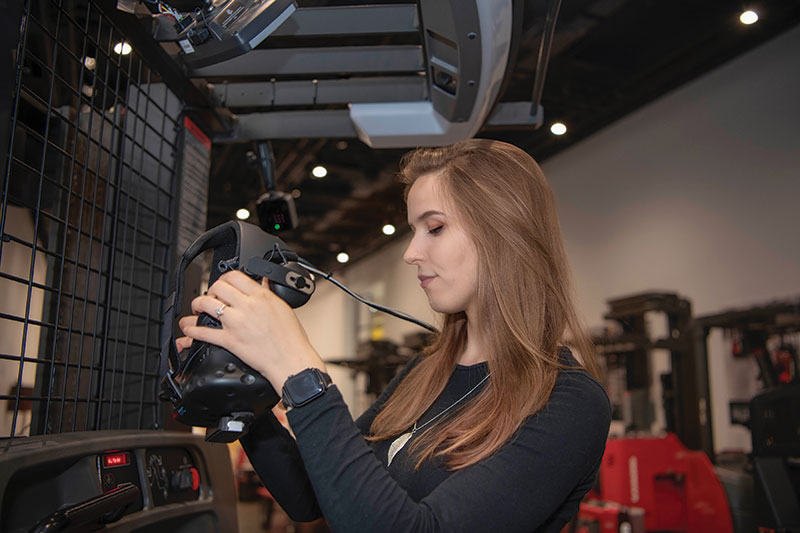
[569,294,800,533]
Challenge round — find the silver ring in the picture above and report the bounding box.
[215,303,227,317]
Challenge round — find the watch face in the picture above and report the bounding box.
[284,369,326,407]
[294,372,323,398]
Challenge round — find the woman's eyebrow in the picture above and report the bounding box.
[411,210,446,225]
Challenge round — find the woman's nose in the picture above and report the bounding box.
[403,235,421,265]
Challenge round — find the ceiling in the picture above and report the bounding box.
[200,0,800,272]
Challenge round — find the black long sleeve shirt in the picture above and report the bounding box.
[241,351,611,532]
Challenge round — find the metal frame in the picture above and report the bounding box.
[191,0,516,147]
[209,76,428,108]
[0,0,183,438]
[272,4,419,37]
[192,45,425,78]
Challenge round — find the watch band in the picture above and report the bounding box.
[281,368,332,408]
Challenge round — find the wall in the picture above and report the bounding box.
[542,25,800,323]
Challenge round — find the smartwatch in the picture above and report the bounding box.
[282,368,332,408]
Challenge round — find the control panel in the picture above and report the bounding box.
[0,431,236,533]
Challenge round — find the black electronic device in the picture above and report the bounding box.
[160,220,315,442]
[250,141,298,232]
[175,0,297,69]
[160,221,437,443]
[256,190,298,232]
[281,368,332,408]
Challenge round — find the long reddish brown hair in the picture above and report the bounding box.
[367,139,599,470]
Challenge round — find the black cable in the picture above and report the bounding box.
[297,257,438,334]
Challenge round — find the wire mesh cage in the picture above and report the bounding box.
[1,0,183,438]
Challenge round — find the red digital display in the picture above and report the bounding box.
[103,451,130,468]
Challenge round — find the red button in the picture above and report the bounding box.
[190,467,200,491]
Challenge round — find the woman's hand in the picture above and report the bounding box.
[178,270,327,393]
[176,331,194,353]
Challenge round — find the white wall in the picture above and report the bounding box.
[542,25,800,324]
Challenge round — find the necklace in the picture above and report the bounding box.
[387,372,491,466]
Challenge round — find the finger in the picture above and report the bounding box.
[207,277,245,308]
[191,294,230,317]
[182,319,226,347]
[179,315,199,335]
[220,270,265,295]
[179,313,228,348]
[175,336,194,353]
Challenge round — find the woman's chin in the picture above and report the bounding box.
[427,299,461,315]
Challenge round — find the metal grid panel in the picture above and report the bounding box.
[0,0,182,438]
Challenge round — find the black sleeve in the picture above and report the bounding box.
[287,371,611,533]
[240,411,322,522]
[241,355,423,521]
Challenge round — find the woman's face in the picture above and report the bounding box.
[403,171,479,315]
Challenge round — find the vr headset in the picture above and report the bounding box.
[160,221,436,442]
[159,221,314,442]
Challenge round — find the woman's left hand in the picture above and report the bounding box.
[178,270,326,393]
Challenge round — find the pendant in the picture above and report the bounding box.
[387,431,413,466]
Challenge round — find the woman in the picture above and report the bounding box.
[179,139,611,532]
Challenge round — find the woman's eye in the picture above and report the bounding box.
[428,225,443,235]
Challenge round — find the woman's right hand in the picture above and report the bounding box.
[176,316,197,353]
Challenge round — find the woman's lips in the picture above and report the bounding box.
[419,275,435,288]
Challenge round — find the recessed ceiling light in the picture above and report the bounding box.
[83,57,96,70]
[236,208,250,220]
[291,189,301,198]
[739,10,758,24]
[312,165,327,178]
[550,122,567,135]
[113,42,132,55]
[336,252,349,264]
[382,224,396,236]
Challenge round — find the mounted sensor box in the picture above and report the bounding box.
[178,0,296,69]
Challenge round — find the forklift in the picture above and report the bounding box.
[571,293,800,533]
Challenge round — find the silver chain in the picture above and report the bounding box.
[412,371,491,434]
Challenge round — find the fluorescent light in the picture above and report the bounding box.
[236,208,250,220]
[113,42,132,55]
[382,224,396,236]
[740,10,758,24]
[550,122,567,135]
[312,165,327,178]
[336,252,349,264]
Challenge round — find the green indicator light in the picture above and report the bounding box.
[274,223,281,230]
